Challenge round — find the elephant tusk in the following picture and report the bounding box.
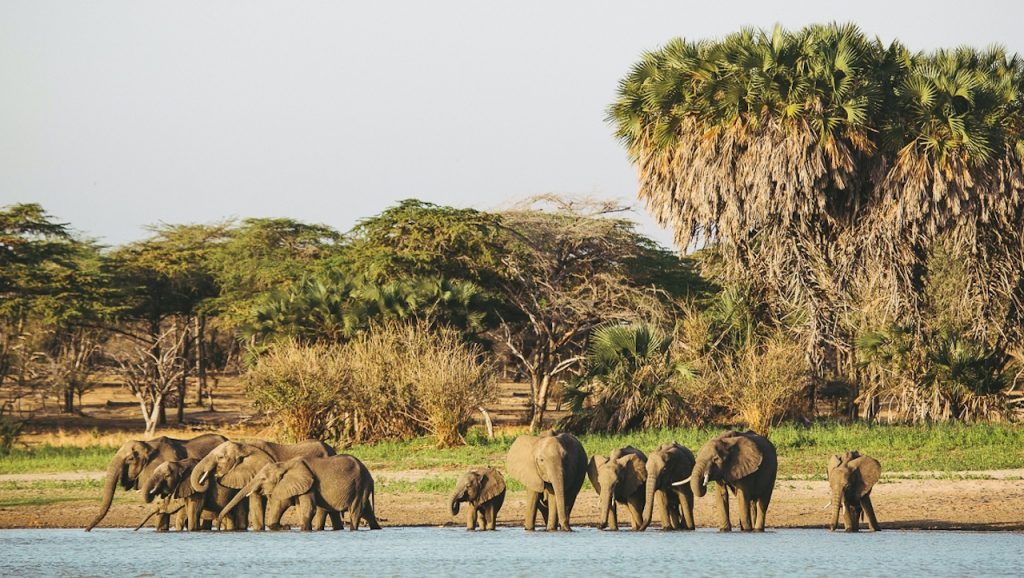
[671,476,692,487]
[824,501,832,510]
[198,471,209,485]
[702,472,709,487]
[149,486,160,495]
[245,490,254,498]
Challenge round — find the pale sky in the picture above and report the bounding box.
[2,1,1021,250]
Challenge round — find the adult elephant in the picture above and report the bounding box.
[639,442,695,531]
[682,430,777,532]
[217,455,380,531]
[85,433,227,532]
[828,451,881,532]
[190,439,336,530]
[506,431,587,531]
[587,446,647,531]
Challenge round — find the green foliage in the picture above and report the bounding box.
[563,322,695,433]
[0,445,116,474]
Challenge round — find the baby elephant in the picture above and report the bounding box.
[827,451,881,532]
[587,446,647,531]
[450,467,506,530]
[140,458,204,531]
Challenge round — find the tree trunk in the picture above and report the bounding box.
[194,315,207,406]
[177,320,191,424]
[529,374,551,433]
[63,387,75,414]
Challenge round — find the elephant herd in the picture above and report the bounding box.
[85,429,880,534]
[86,433,378,532]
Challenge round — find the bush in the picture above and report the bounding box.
[245,322,497,447]
[244,340,346,441]
[0,416,24,455]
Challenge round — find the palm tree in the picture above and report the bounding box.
[610,23,1024,389]
[562,322,694,433]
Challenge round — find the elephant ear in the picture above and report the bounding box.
[173,465,197,499]
[827,454,844,475]
[723,435,762,483]
[271,461,315,503]
[476,468,506,505]
[507,437,545,493]
[587,455,607,495]
[850,456,881,497]
[617,454,647,496]
[220,449,273,489]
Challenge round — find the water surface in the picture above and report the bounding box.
[2,528,1021,577]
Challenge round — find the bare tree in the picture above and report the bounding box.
[497,196,667,432]
[116,328,188,436]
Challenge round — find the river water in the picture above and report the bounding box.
[1,528,1021,577]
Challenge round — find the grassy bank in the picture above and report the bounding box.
[2,423,1022,480]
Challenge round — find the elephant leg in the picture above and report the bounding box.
[201,518,213,530]
[666,492,682,530]
[607,501,619,531]
[156,513,170,532]
[484,503,497,531]
[248,495,266,531]
[524,490,541,531]
[753,498,767,532]
[842,501,857,532]
[295,495,315,532]
[625,496,644,531]
[716,484,732,532]
[655,491,673,531]
[328,511,343,531]
[187,498,202,532]
[676,488,695,531]
[466,503,479,531]
[735,488,753,531]
[545,491,558,532]
[861,496,880,532]
[313,508,328,531]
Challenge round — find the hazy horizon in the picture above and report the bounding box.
[3,1,1022,250]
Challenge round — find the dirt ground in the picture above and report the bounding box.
[3,469,1022,531]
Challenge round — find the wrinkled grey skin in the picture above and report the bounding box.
[218,455,380,532]
[639,442,695,531]
[190,439,336,531]
[85,433,227,532]
[140,458,204,531]
[690,430,777,532]
[588,446,647,531]
[828,451,881,532]
[450,467,506,531]
[506,430,587,531]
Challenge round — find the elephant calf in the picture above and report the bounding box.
[450,467,506,531]
[140,458,204,531]
[587,446,647,531]
[828,451,881,532]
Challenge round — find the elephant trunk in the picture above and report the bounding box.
[85,450,127,532]
[141,473,160,504]
[690,461,708,499]
[218,476,255,521]
[551,472,570,531]
[598,485,615,530]
[829,489,842,531]
[190,455,214,493]
[450,493,463,516]
[639,472,658,531]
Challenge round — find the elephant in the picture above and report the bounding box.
[682,430,777,532]
[506,430,587,531]
[85,433,227,532]
[639,442,696,531]
[828,451,881,532]
[190,439,336,531]
[450,467,506,531]
[587,446,647,531]
[138,458,203,531]
[217,455,381,531]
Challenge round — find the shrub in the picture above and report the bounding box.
[244,340,345,441]
[244,322,497,447]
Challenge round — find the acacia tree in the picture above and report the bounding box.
[610,23,1024,394]
[497,196,669,431]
